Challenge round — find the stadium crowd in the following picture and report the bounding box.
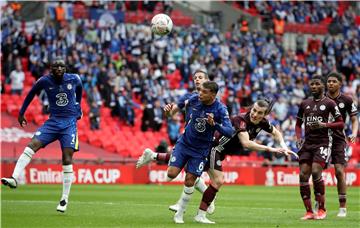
[1,1,359,163]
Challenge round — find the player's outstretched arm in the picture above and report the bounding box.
[271,127,288,149]
[18,78,44,127]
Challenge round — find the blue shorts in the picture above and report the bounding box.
[34,117,79,151]
[168,142,208,177]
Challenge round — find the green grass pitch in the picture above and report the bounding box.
[1,185,359,227]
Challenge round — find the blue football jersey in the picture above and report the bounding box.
[177,94,234,157]
[178,92,197,124]
[20,73,83,119]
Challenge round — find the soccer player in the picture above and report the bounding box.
[296,75,344,220]
[324,72,358,217]
[137,99,294,224]
[1,58,83,213]
[164,81,234,224]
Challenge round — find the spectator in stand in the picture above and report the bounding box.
[9,64,25,95]
[167,114,181,145]
[89,101,100,130]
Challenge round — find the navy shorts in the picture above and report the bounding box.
[168,142,208,177]
[34,117,79,151]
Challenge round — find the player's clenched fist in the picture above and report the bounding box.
[206,113,215,126]
[164,103,175,116]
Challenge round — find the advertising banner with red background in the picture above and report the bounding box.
[2,163,359,186]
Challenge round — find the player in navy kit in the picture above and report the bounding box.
[164,81,234,224]
[1,58,83,213]
[137,99,295,223]
[296,75,344,220]
[324,72,358,217]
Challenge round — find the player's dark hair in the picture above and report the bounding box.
[255,98,274,115]
[202,81,218,94]
[193,69,209,79]
[51,58,66,67]
[311,74,326,84]
[327,71,343,83]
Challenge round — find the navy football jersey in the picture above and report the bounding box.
[20,73,83,119]
[177,94,234,157]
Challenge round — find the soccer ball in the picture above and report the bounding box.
[151,13,173,36]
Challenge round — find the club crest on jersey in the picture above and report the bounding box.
[67,84,72,90]
[306,106,310,109]
[35,131,41,136]
[338,102,344,109]
[320,105,326,111]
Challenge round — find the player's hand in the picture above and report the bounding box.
[296,138,304,149]
[206,113,215,126]
[285,149,299,160]
[164,103,174,116]
[347,134,356,143]
[18,115,27,127]
[309,121,326,129]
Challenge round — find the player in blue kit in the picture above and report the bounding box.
[1,58,83,213]
[164,81,234,224]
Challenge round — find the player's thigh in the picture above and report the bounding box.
[168,143,189,170]
[59,124,79,152]
[207,148,223,172]
[32,122,59,149]
[185,156,207,177]
[331,141,347,166]
[313,143,331,168]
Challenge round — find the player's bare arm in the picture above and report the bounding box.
[348,115,359,143]
[237,131,287,154]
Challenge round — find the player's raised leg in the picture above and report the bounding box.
[1,139,42,188]
[136,148,171,168]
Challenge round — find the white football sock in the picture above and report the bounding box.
[195,177,207,193]
[12,147,35,180]
[61,165,73,200]
[178,185,194,213]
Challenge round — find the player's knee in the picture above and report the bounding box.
[335,168,344,179]
[167,169,178,179]
[184,174,197,187]
[212,174,224,189]
[27,139,42,152]
[299,171,310,181]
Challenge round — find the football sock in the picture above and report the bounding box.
[199,184,218,211]
[300,182,312,212]
[195,177,207,193]
[61,165,73,200]
[313,177,325,211]
[338,194,346,208]
[156,153,171,162]
[178,186,194,213]
[12,147,35,180]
